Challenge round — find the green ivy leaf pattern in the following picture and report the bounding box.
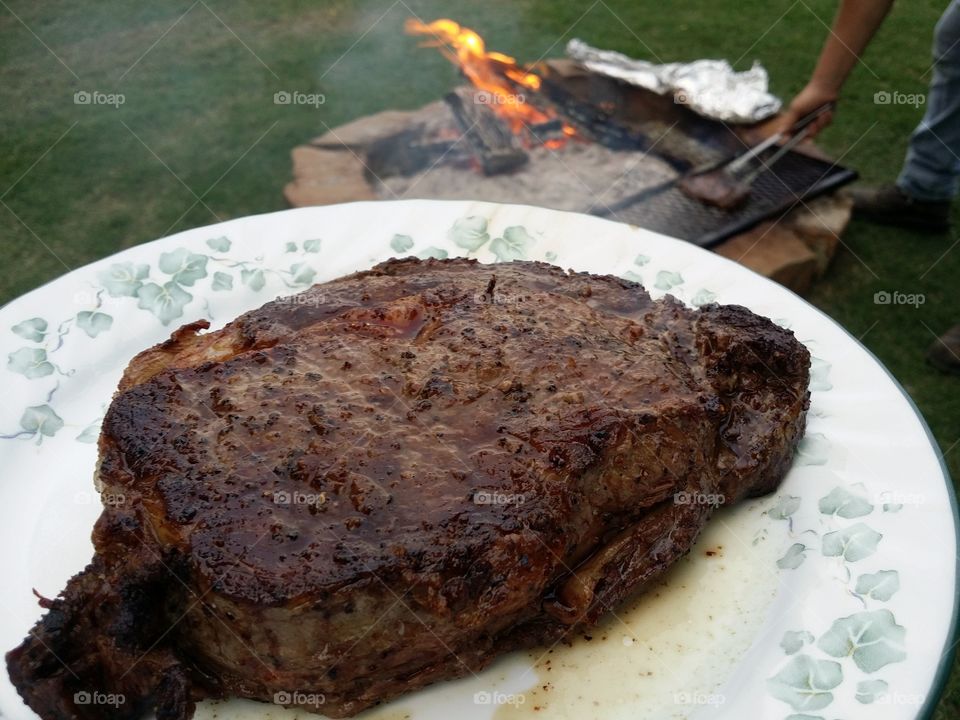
[856,679,889,704]
[490,226,535,262]
[620,270,643,284]
[767,654,842,712]
[417,246,449,260]
[447,216,489,251]
[809,357,833,391]
[158,248,208,287]
[136,282,192,325]
[781,630,815,655]
[76,420,101,443]
[634,253,650,266]
[777,543,806,570]
[303,238,322,253]
[20,405,64,441]
[285,241,297,253]
[818,487,874,519]
[769,495,801,520]
[99,262,149,297]
[817,610,906,673]
[822,523,882,562]
[855,571,900,602]
[8,347,54,378]
[796,433,830,466]
[883,502,903,513]
[76,311,113,338]
[390,234,414,253]
[654,270,683,291]
[289,262,316,286]
[206,236,231,252]
[241,268,266,291]
[12,318,47,342]
[211,271,233,291]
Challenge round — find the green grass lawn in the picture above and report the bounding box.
[1,0,958,715]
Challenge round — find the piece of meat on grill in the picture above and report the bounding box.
[678,168,752,210]
[6,258,810,719]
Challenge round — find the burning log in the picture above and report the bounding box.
[444,88,528,175]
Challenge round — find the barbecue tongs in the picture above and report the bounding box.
[722,102,834,184]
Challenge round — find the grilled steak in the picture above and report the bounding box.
[6,258,810,719]
[678,169,752,210]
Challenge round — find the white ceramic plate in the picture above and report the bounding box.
[0,200,956,720]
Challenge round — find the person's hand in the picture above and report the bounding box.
[776,82,838,138]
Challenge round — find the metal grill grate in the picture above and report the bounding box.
[592,150,857,247]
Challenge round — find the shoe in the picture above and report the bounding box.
[927,323,960,375]
[848,184,951,232]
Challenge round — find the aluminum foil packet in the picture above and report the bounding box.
[566,39,782,124]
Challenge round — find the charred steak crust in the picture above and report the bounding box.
[7,258,810,719]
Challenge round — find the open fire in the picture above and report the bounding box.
[405,18,576,147]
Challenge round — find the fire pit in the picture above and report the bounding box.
[284,19,856,294]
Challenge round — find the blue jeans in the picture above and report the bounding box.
[898,0,960,201]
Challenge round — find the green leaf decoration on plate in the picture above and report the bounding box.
[447,216,489,251]
[99,262,149,297]
[20,405,64,441]
[620,270,643,284]
[390,234,414,253]
[690,289,717,307]
[654,270,683,291]
[769,495,801,520]
[206,236,231,252]
[855,570,900,601]
[285,241,298,253]
[777,543,806,570]
[303,238,322,253]
[809,357,833,391]
[856,679,889,704]
[241,268,266,292]
[634,253,650,266]
[544,250,558,262]
[136,282,192,325]
[796,432,830,466]
[211,271,233,291]
[417,247,449,260]
[158,248,208,286]
[818,486,874,519]
[12,317,47,342]
[780,630,815,655]
[7,347,54,378]
[76,311,113,338]
[490,226,535,262]
[883,502,903,513]
[822,523,882,562]
[290,263,316,286]
[767,654,842,712]
[76,420,101,443]
[817,610,906,672]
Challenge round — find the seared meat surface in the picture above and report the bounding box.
[678,169,752,210]
[7,258,810,719]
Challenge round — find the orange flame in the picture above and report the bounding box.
[405,18,571,139]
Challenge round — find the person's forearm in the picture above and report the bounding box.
[808,0,895,95]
